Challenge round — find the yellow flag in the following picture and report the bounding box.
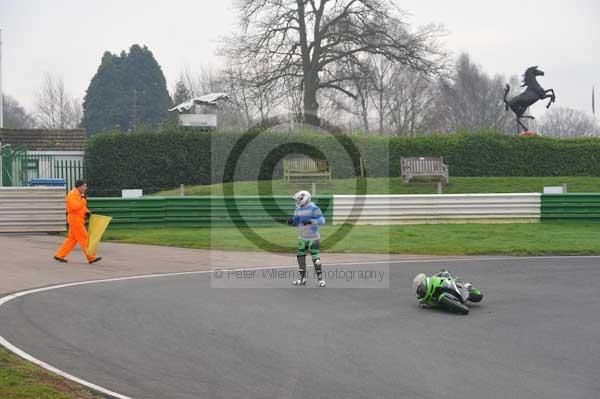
[87,214,112,256]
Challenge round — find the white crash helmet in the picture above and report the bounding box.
[293,190,311,206]
[412,273,428,299]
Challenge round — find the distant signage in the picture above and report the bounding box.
[179,114,217,127]
[122,189,143,198]
[543,186,564,194]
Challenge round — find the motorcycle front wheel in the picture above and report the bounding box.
[439,293,470,315]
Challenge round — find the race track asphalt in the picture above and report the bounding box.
[1,256,599,399]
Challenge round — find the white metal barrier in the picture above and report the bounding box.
[0,187,66,232]
[333,194,541,225]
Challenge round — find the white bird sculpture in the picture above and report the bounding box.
[169,93,230,113]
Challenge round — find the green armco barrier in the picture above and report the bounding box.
[87,196,333,227]
[541,193,600,220]
[86,197,166,227]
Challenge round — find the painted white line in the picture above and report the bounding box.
[1,254,599,399]
[0,335,131,399]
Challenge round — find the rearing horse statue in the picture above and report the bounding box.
[503,66,556,132]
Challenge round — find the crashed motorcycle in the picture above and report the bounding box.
[412,270,483,315]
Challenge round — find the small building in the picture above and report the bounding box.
[0,128,85,188]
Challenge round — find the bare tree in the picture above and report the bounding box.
[386,68,437,136]
[325,54,373,133]
[539,107,598,138]
[225,0,446,127]
[172,75,191,105]
[431,53,512,133]
[368,55,396,135]
[35,73,81,129]
[175,63,285,130]
[223,62,289,126]
[326,52,518,136]
[320,52,439,136]
[1,94,36,128]
[70,97,83,128]
[218,66,255,127]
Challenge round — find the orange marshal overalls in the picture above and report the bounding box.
[55,188,96,262]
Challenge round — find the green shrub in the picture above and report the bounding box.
[85,129,210,195]
[85,129,600,196]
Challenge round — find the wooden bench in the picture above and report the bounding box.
[401,157,449,183]
[283,159,331,182]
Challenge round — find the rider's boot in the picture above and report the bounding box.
[292,270,307,286]
[293,256,307,285]
[314,259,325,287]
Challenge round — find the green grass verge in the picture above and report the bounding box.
[104,222,600,256]
[154,176,600,196]
[0,347,103,399]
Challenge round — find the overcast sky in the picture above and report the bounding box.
[1,0,599,118]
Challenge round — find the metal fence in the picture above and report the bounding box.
[54,159,84,189]
[332,194,542,224]
[0,187,66,233]
[85,193,600,228]
[87,196,334,227]
[88,194,543,227]
[0,149,83,188]
[541,193,600,220]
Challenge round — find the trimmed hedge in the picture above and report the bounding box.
[85,129,600,195]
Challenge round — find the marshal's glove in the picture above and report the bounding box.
[287,217,295,226]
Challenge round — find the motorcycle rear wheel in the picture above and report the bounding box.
[439,293,470,315]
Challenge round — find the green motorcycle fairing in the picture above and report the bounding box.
[413,270,482,308]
